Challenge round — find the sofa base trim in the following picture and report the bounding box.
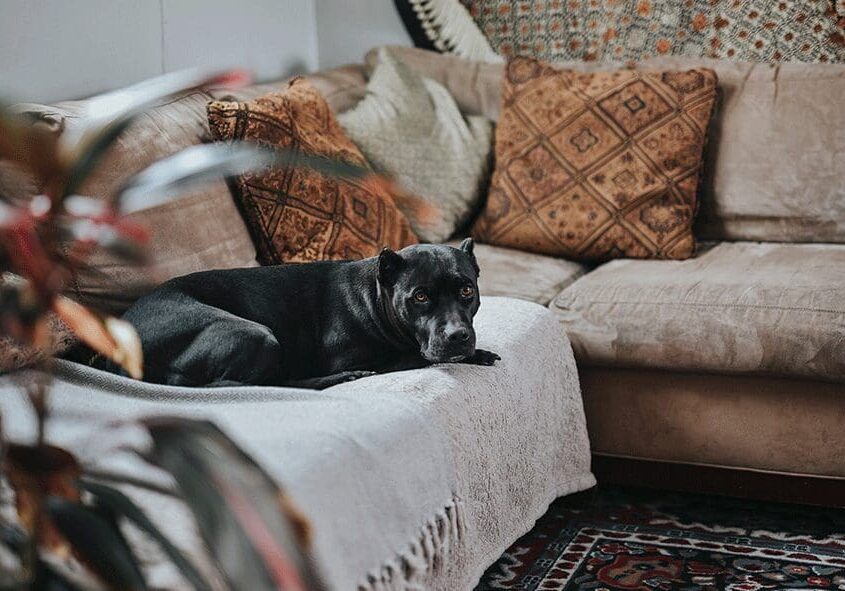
[580,367,845,478]
[592,454,845,508]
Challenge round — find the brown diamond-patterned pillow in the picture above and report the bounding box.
[207,78,417,264]
[472,56,718,261]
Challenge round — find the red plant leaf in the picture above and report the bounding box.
[52,296,142,379]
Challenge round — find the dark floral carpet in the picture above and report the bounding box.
[475,486,845,590]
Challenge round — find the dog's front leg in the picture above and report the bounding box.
[374,353,431,373]
[286,370,377,390]
[458,349,501,366]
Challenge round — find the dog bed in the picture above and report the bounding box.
[0,296,594,590]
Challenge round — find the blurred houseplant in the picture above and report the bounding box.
[0,68,396,590]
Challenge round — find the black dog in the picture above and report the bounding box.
[113,239,499,389]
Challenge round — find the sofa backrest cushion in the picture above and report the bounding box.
[691,59,845,243]
[1,65,368,316]
[368,46,845,245]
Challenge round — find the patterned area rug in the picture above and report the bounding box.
[475,486,845,590]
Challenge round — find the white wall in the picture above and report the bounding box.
[314,0,411,69]
[0,0,320,103]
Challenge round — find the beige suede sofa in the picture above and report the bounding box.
[9,46,844,503]
[376,47,845,500]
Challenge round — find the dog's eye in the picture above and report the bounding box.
[460,285,474,298]
[413,289,429,303]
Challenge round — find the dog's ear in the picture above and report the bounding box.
[459,238,480,276]
[378,247,404,285]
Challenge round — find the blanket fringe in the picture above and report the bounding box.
[406,0,503,62]
[360,497,466,591]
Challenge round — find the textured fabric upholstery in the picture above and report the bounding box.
[369,46,845,244]
[339,48,493,242]
[208,78,417,264]
[472,56,718,261]
[581,367,845,478]
[551,241,845,382]
[73,190,260,315]
[365,46,504,119]
[209,64,367,113]
[0,66,371,376]
[448,241,587,305]
[692,58,845,243]
[1,65,369,318]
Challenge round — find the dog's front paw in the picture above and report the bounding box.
[336,370,378,383]
[460,349,501,366]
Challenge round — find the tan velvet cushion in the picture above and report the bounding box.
[209,64,367,114]
[9,91,258,318]
[370,47,845,244]
[71,190,260,315]
[207,79,417,264]
[472,56,718,261]
[692,59,845,243]
[551,241,845,382]
[447,241,586,306]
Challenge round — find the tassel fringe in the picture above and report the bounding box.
[406,0,503,63]
[360,497,466,591]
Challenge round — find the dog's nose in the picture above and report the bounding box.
[447,327,470,343]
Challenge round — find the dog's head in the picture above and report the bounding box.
[378,238,481,363]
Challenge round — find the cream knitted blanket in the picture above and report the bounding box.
[0,297,594,590]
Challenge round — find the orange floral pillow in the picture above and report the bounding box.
[473,56,718,261]
[208,78,417,264]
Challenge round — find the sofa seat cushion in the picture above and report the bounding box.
[448,241,587,305]
[551,242,845,382]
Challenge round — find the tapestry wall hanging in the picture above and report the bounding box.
[395,0,845,64]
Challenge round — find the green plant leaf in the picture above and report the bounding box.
[143,419,323,591]
[52,296,143,379]
[60,68,251,198]
[45,497,147,591]
[31,559,85,591]
[58,219,148,264]
[115,142,372,213]
[79,480,212,591]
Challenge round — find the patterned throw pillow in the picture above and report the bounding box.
[207,78,417,264]
[472,56,717,261]
[338,48,493,243]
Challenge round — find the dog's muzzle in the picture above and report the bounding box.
[422,325,476,363]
